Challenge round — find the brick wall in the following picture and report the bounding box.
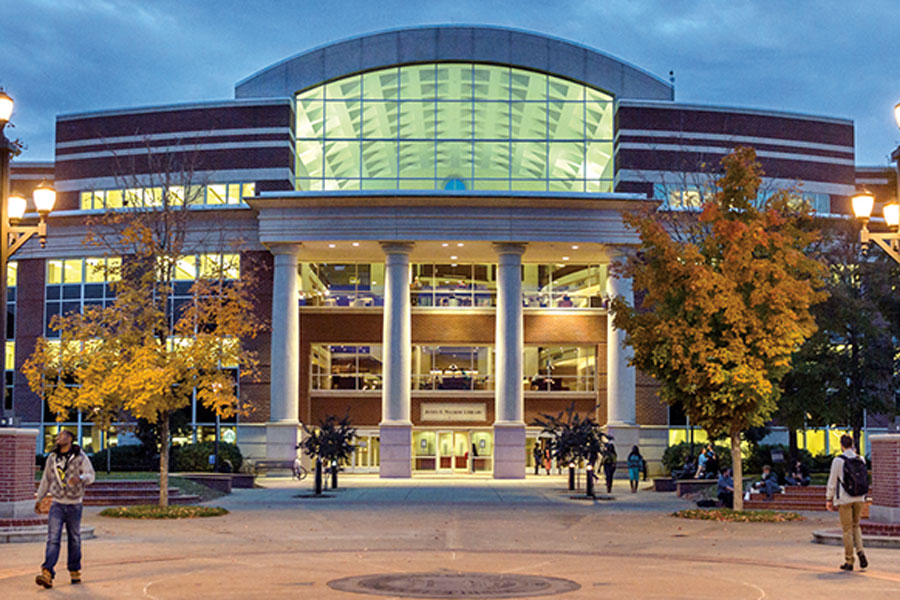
[0,430,38,503]
[871,435,900,509]
[12,258,45,423]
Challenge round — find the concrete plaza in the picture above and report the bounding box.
[1,475,898,599]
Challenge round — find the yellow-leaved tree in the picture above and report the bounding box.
[610,147,827,510]
[23,155,263,506]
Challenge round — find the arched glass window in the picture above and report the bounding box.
[295,63,613,193]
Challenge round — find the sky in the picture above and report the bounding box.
[2,0,899,165]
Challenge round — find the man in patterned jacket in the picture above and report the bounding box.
[34,429,95,588]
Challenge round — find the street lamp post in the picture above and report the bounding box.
[855,102,900,262]
[0,90,55,423]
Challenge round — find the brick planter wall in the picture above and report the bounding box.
[0,428,39,520]
[869,433,900,524]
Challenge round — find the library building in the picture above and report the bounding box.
[6,26,870,477]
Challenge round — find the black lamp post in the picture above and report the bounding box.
[0,90,55,424]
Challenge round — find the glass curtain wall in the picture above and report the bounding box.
[413,346,494,391]
[524,346,596,392]
[296,63,614,192]
[522,264,606,308]
[302,263,607,309]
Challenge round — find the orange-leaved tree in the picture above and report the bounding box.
[610,147,827,510]
[23,158,264,506]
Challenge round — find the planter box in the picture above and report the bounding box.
[653,478,676,492]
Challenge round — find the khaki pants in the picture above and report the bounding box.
[838,502,865,564]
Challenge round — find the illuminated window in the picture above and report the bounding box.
[310,345,383,391]
[522,264,606,308]
[78,183,256,211]
[525,346,597,392]
[413,345,494,391]
[44,257,121,337]
[295,64,614,192]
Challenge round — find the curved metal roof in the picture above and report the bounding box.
[235,25,673,101]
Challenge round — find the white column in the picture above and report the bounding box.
[379,242,414,477]
[605,268,639,454]
[266,243,302,462]
[493,243,526,479]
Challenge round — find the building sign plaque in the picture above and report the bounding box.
[421,403,487,422]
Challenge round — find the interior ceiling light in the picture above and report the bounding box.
[352,242,360,247]
[450,255,458,260]
[562,256,570,261]
[571,245,579,250]
[328,243,336,248]
[441,243,449,247]
[457,242,464,247]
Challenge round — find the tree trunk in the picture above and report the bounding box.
[106,429,112,475]
[852,426,862,455]
[788,428,798,460]
[731,430,743,511]
[159,411,170,508]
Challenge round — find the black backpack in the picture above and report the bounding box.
[838,456,869,497]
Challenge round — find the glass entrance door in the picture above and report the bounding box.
[453,431,470,472]
[438,431,454,471]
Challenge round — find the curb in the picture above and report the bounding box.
[0,525,96,544]
[811,529,900,549]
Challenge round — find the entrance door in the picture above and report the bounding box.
[437,431,454,471]
[453,431,470,472]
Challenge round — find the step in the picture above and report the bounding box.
[82,494,199,506]
[0,525,96,544]
[85,487,182,497]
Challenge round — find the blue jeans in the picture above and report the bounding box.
[42,502,83,576]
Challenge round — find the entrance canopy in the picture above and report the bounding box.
[246,191,651,254]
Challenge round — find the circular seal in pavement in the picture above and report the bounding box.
[327,569,581,598]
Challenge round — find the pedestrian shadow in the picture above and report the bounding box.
[814,571,863,582]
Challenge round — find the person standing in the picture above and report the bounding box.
[626,446,643,493]
[601,442,617,493]
[34,430,95,589]
[532,443,542,476]
[826,435,869,572]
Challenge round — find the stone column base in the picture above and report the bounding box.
[380,422,412,478]
[493,422,526,479]
[604,422,640,472]
[265,421,302,462]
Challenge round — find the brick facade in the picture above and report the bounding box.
[0,430,38,518]
[870,435,900,511]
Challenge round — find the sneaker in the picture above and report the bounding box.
[858,552,868,570]
[70,570,81,584]
[35,568,53,588]
[839,563,853,572]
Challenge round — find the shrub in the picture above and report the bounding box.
[661,441,732,475]
[673,508,804,523]
[99,505,228,519]
[170,441,242,473]
[89,444,157,472]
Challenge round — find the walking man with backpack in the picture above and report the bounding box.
[825,434,868,572]
[34,430,95,588]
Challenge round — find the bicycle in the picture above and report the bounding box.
[292,457,308,481]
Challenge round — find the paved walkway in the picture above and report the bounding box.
[1,475,898,599]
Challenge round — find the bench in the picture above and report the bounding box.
[653,478,676,492]
[247,459,293,475]
[176,473,233,494]
[676,478,718,497]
